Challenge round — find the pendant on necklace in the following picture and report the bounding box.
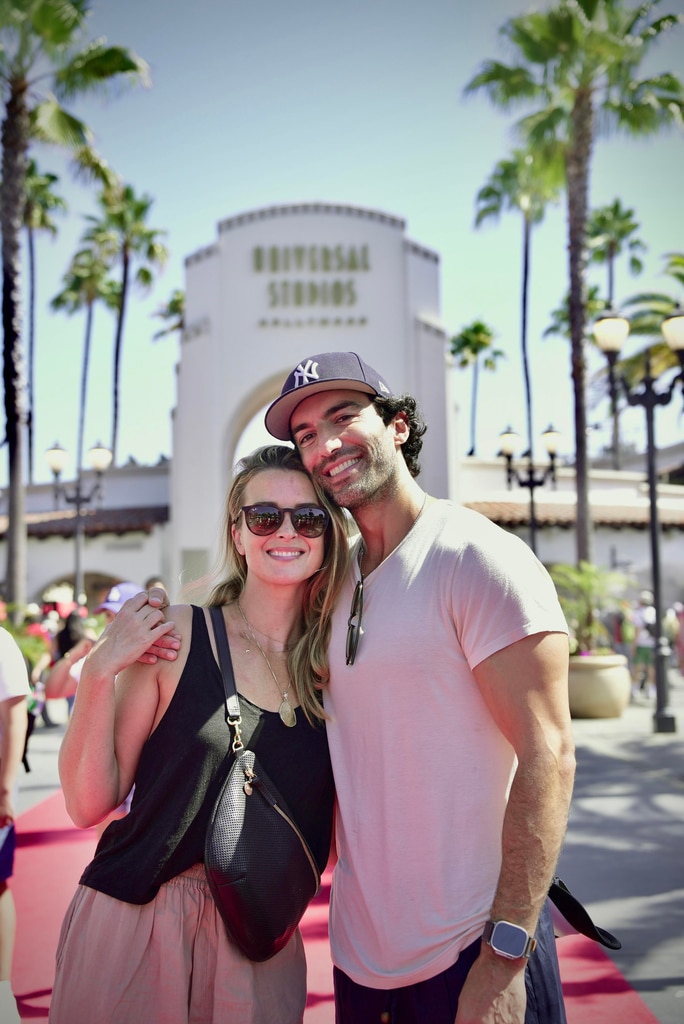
[279,697,296,728]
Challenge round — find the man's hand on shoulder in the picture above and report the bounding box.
[136,587,181,664]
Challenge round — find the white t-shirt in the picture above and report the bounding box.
[632,604,656,648]
[0,628,31,707]
[324,500,568,988]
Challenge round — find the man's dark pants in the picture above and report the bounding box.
[334,902,566,1024]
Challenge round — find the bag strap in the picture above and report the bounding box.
[548,877,621,950]
[209,605,244,750]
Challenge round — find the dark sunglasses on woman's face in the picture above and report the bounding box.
[240,503,330,538]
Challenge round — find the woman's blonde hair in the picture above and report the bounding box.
[207,445,351,723]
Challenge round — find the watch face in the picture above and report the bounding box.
[492,921,529,958]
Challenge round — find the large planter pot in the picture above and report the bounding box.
[568,653,631,719]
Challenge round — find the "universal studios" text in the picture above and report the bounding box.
[253,244,371,273]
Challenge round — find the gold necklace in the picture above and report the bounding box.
[239,617,295,650]
[237,602,297,728]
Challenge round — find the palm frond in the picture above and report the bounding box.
[152,288,185,340]
[69,144,119,188]
[30,0,87,48]
[464,61,541,107]
[30,95,90,146]
[55,40,149,98]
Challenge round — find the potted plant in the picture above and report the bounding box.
[549,561,633,718]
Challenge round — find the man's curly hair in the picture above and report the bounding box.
[373,395,427,478]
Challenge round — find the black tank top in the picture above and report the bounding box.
[80,605,334,904]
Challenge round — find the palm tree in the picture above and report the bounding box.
[620,251,684,379]
[51,245,119,480]
[544,285,612,446]
[475,147,563,474]
[152,288,185,340]
[544,286,606,347]
[0,0,148,610]
[51,244,118,606]
[587,199,646,305]
[465,0,684,566]
[23,159,67,483]
[450,320,504,456]
[84,184,168,462]
[586,198,646,468]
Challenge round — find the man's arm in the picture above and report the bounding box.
[0,695,28,827]
[455,631,575,1024]
[136,588,180,664]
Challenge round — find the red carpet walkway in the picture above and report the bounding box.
[12,792,658,1023]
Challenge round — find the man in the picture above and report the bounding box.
[264,351,576,1024]
[0,628,31,1024]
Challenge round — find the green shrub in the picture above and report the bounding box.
[549,561,632,654]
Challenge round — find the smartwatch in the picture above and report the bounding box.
[482,920,537,960]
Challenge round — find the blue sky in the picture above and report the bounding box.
[9,0,684,487]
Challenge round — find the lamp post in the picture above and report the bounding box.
[46,441,113,607]
[498,424,561,556]
[593,303,684,734]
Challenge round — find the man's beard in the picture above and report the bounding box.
[316,439,400,512]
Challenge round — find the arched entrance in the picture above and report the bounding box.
[40,573,122,617]
[169,202,451,599]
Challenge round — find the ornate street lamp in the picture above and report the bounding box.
[593,303,684,733]
[498,424,560,556]
[46,441,113,607]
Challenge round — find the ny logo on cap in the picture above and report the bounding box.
[293,359,320,389]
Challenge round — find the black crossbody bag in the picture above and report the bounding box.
[204,605,320,962]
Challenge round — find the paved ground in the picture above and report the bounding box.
[18,698,70,816]
[18,671,684,1024]
[556,666,684,1024]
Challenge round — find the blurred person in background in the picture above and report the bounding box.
[631,590,656,699]
[49,610,97,717]
[0,627,31,1024]
[46,584,145,839]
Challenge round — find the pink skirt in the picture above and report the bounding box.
[49,863,307,1024]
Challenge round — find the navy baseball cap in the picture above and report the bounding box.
[265,351,395,440]
[94,581,143,615]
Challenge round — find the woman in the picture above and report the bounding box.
[45,611,97,712]
[50,445,350,1024]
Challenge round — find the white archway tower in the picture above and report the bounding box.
[171,202,451,595]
